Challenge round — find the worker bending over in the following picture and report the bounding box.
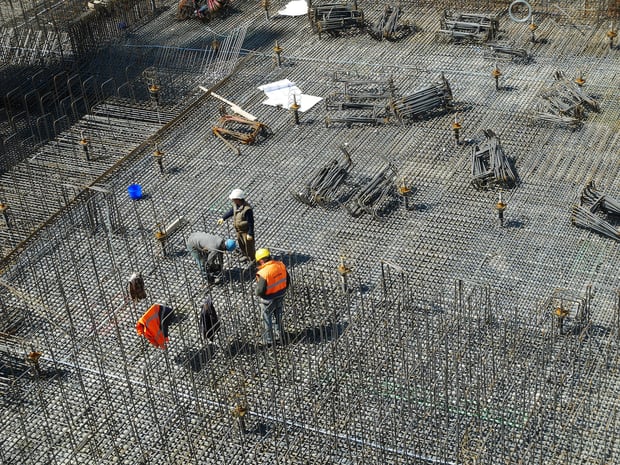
[186,232,236,284]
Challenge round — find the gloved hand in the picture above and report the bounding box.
[217,218,224,226]
[246,234,253,241]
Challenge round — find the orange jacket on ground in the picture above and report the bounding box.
[136,304,168,349]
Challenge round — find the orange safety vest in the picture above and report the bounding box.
[256,260,288,297]
[136,304,168,349]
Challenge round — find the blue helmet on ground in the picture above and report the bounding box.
[225,239,236,252]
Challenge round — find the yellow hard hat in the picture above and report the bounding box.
[255,248,271,262]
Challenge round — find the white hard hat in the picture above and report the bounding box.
[229,188,246,200]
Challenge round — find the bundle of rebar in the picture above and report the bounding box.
[484,41,529,63]
[571,205,619,241]
[580,180,620,215]
[471,129,516,190]
[212,113,272,154]
[325,77,395,126]
[571,181,620,240]
[369,3,409,41]
[345,162,397,218]
[533,70,599,129]
[437,10,499,42]
[308,0,365,38]
[290,145,353,207]
[532,110,582,129]
[390,73,454,123]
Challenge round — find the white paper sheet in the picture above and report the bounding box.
[277,0,308,16]
[258,79,322,113]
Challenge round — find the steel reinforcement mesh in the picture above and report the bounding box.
[1,1,620,464]
[1,225,619,464]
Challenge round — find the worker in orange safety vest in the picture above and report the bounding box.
[136,304,174,349]
[255,248,290,345]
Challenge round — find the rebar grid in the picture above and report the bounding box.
[1,216,620,464]
[1,1,620,464]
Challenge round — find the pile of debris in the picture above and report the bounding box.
[470,129,516,190]
[571,181,620,241]
[437,10,499,43]
[533,71,599,129]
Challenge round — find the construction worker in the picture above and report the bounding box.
[255,248,290,345]
[218,188,255,263]
[186,232,236,284]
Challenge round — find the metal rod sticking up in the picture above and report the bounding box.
[79,130,90,161]
[153,144,164,175]
[0,202,11,229]
[273,40,283,67]
[495,190,507,226]
[529,16,537,43]
[607,22,617,49]
[452,115,461,145]
[261,0,270,20]
[492,63,502,91]
[337,256,351,294]
[290,94,301,125]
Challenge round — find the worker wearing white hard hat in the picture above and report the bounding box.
[217,188,255,262]
[228,188,245,200]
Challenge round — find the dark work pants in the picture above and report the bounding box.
[237,231,255,261]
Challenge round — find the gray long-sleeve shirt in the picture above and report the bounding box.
[186,232,225,265]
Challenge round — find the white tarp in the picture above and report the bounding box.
[277,0,308,16]
[258,79,322,112]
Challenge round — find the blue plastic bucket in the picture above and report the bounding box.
[127,184,143,200]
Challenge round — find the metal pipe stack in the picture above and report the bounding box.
[437,10,499,42]
[470,129,517,190]
[390,73,454,123]
[571,181,620,241]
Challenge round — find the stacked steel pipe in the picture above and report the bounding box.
[308,0,365,38]
[534,70,599,129]
[290,145,353,207]
[437,10,499,42]
[471,129,516,190]
[390,73,454,123]
[571,181,620,241]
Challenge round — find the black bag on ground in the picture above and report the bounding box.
[199,296,221,342]
[128,273,147,301]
